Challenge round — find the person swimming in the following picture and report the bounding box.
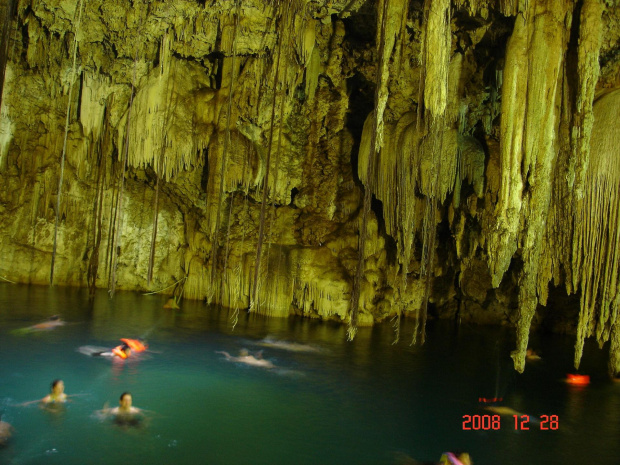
[79,343,132,359]
[18,379,77,407]
[216,349,275,369]
[110,344,132,359]
[526,348,541,362]
[257,337,321,353]
[392,450,472,465]
[79,339,147,359]
[439,452,472,465]
[42,379,68,404]
[31,315,65,330]
[482,404,540,425]
[483,405,524,417]
[97,392,145,427]
[0,416,13,446]
[12,315,66,335]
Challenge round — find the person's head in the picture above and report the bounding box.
[119,392,132,409]
[49,315,60,321]
[51,379,64,394]
[239,349,249,357]
[121,344,131,355]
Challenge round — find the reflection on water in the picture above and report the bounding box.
[0,283,618,464]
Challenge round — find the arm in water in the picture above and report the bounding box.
[17,379,71,406]
[216,349,275,369]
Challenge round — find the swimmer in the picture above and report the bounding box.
[483,405,524,417]
[216,349,275,369]
[18,379,79,407]
[258,337,321,353]
[0,417,13,446]
[391,451,472,465]
[483,405,540,425]
[79,343,132,359]
[79,338,147,359]
[439,452,472,465]
[30,315,65,330]
[96,392,146,426]
[42,379,68,404]
[110,343,132,359]
[526,348,541,362]
[108,392,143,416]
[12,315,66,335]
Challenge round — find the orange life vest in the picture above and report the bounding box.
[566,374,590,385]
[112,345,128,359]
[120,339,147,352]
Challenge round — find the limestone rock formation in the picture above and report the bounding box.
[0,0,619,373]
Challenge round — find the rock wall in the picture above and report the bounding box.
[0,0,619,372]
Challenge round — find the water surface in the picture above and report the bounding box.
[0,284,615,464]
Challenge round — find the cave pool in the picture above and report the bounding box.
[0,284,617,465]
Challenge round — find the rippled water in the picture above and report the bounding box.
[0,283,616,465]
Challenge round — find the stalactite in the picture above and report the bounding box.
[422,0,450,121]
[263,53,291,314]
[212,0,241,305]
[221,192,236,307]
[610,321,620,377]
[147,33,176,286]
[250,1,292,312]
[394,117,418,341]
[0,5,17,171]
[230,142,252,327]
[118,44,213,183]
[109,5,145,296]
[87,119,107,299]
[566,0,603,301]
[0,0,16,111]
[499,0,528,16]
[503,0,570,373]
[573,89,620,370]
[390,1,411,344]
[414,197,437,345]
[147,152,161,286]
[413,122,444,345]
[485,16,526,289]
[568,0,602,201]
[104,167,119,284]
[50,0,85,286]
[406,0,451,345]
[350,0,389,341]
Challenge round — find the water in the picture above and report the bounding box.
[0,283,616,465]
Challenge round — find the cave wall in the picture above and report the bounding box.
[0,0,619,372]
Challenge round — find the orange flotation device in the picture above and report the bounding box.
[566,374,590,385]
[112,345,129,359]
[120,339,147,352]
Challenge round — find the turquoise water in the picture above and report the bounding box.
[0,283,617,465]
